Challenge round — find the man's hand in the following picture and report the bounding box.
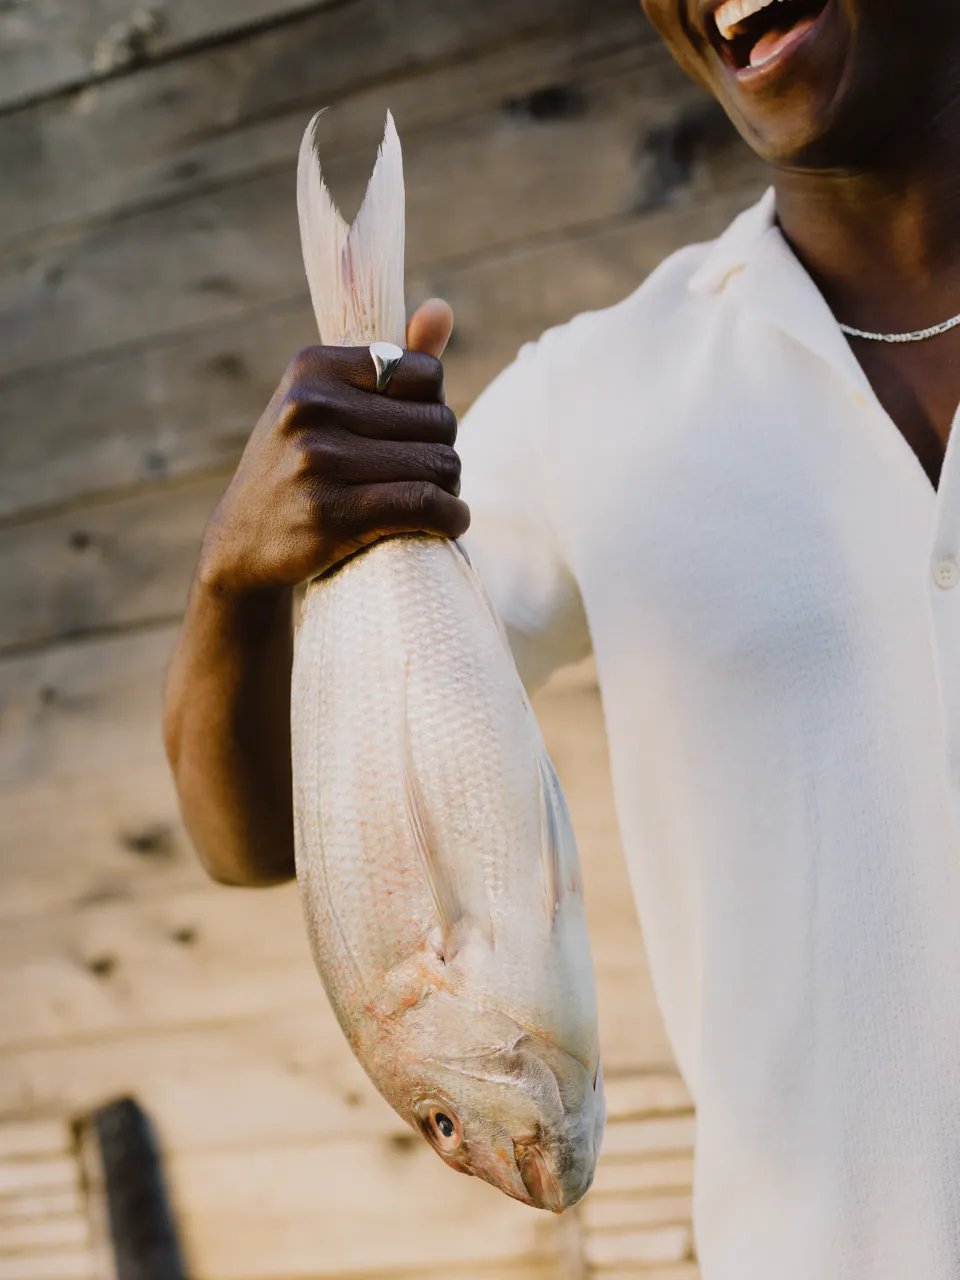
[197,298,469,598]
[164,300,465,886]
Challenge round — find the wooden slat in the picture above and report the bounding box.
[0,0,343,111]
[590,1155,695,1197]
[0,6,655,253]
[0,1158,78,1197]
[0,1255,94,1280]
[0,1010,397,1154]
[601,1117,697,1160]
[581,1192,693,1233]
[0,1190,83,1224]
[0,52,761,388]
[0,1121,71,1161]
[325,1267,558,1280]
[102,1136,559,1278]
[0,1217,89,1253]
[283,1267,557,1280]
[603,1074,693,1121]
[583,1224,694,1269]
[595,1267,699,1280]
[0,473,222,654]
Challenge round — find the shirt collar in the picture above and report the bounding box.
[688,186,778,295]
[689,185,873,399]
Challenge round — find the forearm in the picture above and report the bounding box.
[163,573,297,886]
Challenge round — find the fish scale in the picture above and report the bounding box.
[291,109,604,1212]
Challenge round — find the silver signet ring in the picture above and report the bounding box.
[369,341,404,393]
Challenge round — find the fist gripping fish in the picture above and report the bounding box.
[291,111,605,1211]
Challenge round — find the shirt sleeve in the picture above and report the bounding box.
[455,337,592,694]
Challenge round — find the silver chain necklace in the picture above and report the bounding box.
[838,311,960,344]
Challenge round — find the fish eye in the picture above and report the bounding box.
[415,1100,463,1153]
[435,1112,454,1139]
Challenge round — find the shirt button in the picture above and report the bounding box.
[934,560,960,590]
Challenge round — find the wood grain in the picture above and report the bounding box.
[0,56,759,386]
[583,1224,694,1269]
[0,0,338,111]
[0,7,655,253]
[0,184,762,531]
[120,1136,559,1279]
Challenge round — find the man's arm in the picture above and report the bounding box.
[162,303,464,885]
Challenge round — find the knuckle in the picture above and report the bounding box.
[276,387,333,437]
[282,345,322,390]
[418,401,457,441]
[432,444,461,487]
[420,353,445,394]
[406,479,442,522]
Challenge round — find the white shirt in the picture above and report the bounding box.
[458,189,960,1280]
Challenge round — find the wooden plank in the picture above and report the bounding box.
[595,1268,699,1280]
[152,1137,561,1278]
[601,1117,696,1160]
[590,1155,694,1198]
[0,0,344,111]
[0,1158,78,1197]
[0,51,762,386]
[0,1010,399,1154]
[581,1192,693,1233]
[603,1074,693,1121]
[0,1190,84,1224]
[0,1121,71,1161]
[0,473,224,654]
[0,1217,89,1253]
[0,1256,94,1280]
[0,881,318,1049]
[583,1224,694,1269]
[0,6,656,252]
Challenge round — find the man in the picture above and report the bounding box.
[163,0,960,1275]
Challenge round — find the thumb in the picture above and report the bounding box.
[406,297,454,358]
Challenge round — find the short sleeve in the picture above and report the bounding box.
[455,338,592,694]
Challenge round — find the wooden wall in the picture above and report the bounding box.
[0,2,767,1277]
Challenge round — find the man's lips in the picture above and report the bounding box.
[705,0,832,78]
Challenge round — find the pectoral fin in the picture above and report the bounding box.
[537,751,583,920]
[401,673,463,959]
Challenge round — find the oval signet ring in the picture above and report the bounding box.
[369,341,404,393]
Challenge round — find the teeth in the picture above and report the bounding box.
[714,0,780,41]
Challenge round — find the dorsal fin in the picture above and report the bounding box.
[297,108,406,346]
[537,750,583,920]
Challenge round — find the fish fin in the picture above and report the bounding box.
[400,664,464,959]
[448,540,517,670]
[297,108,406,347]
[537,749,583,920]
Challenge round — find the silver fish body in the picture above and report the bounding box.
[292,535,604,1208]
[291,110,604,1209]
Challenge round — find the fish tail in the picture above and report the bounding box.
[297,109,407,348]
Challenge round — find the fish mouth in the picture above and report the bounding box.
[514,1141,595,1213]
[707,0,831,76]
[515,1144,564,1212]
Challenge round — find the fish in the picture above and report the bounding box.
[290,110,605,1212]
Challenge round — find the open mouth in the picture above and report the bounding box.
[710,0,830,73]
